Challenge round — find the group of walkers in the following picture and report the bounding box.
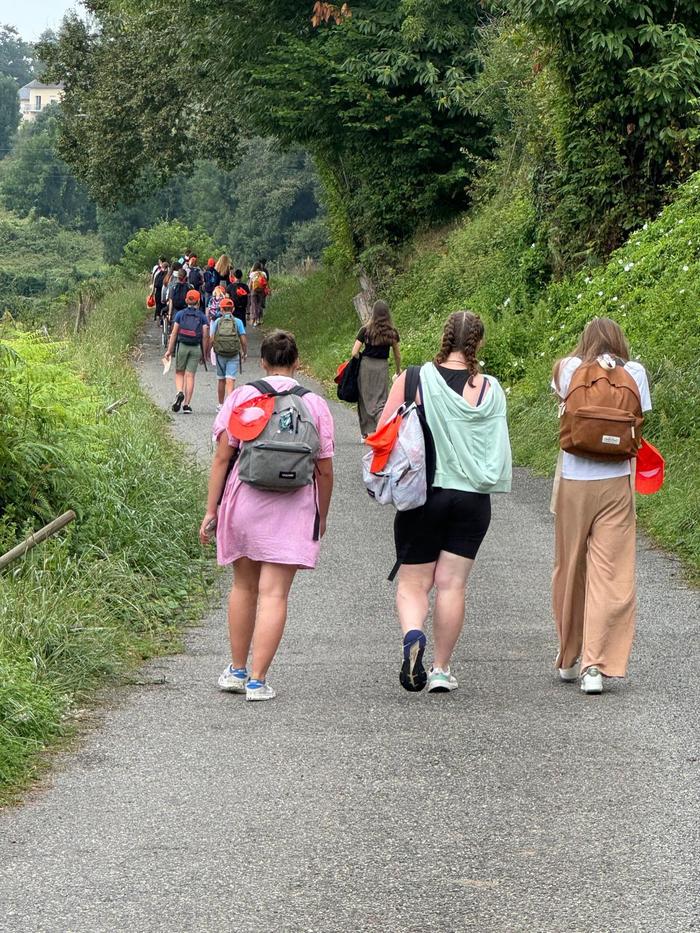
[149,251,270,414]
[195,293,652,703]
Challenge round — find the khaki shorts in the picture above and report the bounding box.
[175,342,201,373]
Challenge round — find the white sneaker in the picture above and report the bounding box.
[427,667,458,692]
[559,658,580,682]
[218,664,248,693]
[246,680,276,702]
[581,666,603,694]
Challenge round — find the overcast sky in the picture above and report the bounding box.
[0,0,79,42]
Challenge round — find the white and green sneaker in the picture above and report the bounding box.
[246,679,276,702]
[218,664,248,693]
[580,666,603,694]
[427,667,458,693]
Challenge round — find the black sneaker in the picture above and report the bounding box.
[182,404,193,414]
[172,391,185,412]
[400,630,427,692]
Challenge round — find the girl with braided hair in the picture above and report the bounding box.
[377,311,512,694]
[350,300,401,437]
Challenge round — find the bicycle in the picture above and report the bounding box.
[160,312,171,351]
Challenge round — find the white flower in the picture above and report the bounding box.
[503,297,511,307]
[577,293,583,299]
[505,386,512,395]
[597,290,604,296]
[539,351,545,357]
[642,223,648,230]
[560,324,565,329]
[478,360,485,366]
[682,265,689,272]
[549,336,555,342]
[680,288,686,294]
[623,262,634,272]
[584,276,592,284]
[612,296,618,302]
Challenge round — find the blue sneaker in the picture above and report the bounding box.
[400,630,427,692]
[218,664,248,693]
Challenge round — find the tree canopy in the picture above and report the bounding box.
[0,24,36,85]
[40,2,492,261]
[35,1,700,271]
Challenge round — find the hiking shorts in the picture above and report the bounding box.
[394,487,491,564]
[216,354,241,380]
[175,342,201,373]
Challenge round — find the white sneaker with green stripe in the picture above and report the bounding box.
[427,667,458,693]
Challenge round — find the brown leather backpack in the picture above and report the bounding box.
[559,359,643,461]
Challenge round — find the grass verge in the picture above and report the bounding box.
[0,281,213,803]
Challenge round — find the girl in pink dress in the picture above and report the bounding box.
[200,330,335,702]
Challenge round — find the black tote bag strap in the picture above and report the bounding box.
[404,365,421,405]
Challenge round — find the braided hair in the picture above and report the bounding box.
[435,311,485,386]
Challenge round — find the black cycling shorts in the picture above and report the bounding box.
[394,487,491,565]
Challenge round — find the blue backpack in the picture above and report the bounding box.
[178,308,204,346]
[203,268,217,292]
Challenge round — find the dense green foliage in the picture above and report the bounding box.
[0,106,97,231]
[269,172,700,574]
[0,102,327,266]
[120,220,222,274]
[0,24,36,85]
[38,2,700,270]
[518,0,700,265]
[41,2,492,257]
[0,208,105,320]
[0,282,211,797]
[0,73,20,150]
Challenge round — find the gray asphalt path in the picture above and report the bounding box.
[1,321,698,933]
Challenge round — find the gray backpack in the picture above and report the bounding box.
[237,380,320,492]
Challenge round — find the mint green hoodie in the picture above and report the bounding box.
[420,363,512,494]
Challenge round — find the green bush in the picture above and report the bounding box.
[120,220,222,273]
[0,209,106,320]
[0,282,212,798]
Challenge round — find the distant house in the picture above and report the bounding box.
[19,80,64,122]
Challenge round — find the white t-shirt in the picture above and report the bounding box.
[552,357,652,481]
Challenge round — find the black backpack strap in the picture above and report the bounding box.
[404,365,421,405]
[290,385,312,398]
[250,379,277,396]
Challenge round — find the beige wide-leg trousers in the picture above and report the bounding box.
[553,476,636,677]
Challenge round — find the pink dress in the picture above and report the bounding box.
[212,377,335,569]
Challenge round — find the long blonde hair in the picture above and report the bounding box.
[554,317,630,390]
[215,254,232,278]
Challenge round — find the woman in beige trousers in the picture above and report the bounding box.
[551,319,652,694]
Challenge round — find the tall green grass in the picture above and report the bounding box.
[269,177,700,577]
[267,270,360,386]
[0,282,212,800]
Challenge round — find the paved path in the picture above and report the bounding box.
[1,322,698,933]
